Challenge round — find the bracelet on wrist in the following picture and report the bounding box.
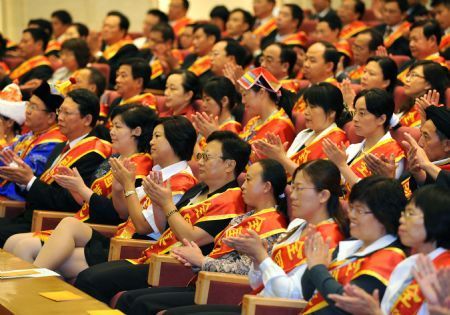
[124,190,136,198]
[166,208,179,219]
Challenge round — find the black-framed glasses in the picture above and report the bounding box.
[349,207,372,215]
[26,102,50,112]
[195,152,224,162]
[56,108,79,116]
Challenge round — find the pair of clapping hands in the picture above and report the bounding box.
[328,255,450,315]
[0,149,34,185]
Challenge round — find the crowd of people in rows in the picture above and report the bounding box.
[0,0,450,314]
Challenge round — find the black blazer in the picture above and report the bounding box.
[260,30,278,50]
[99,43,139,89]
[24,132,110,221]
[18,64,53,85]
[375,24,411,57]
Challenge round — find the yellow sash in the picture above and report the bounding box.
[9,55,51,80]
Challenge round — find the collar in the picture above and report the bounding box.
[346,131,392,162]
[153,160,191,181]
[336,234,397,261]
[68,133,89,149]
[256,15,273,26]
[317,8,331,18]
[445,28,450,35]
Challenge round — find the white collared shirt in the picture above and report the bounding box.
[287,123,338,158]
[381,247,447,315]
[140,161,192,239]
[345,131,405,178]
[334,234,397,262]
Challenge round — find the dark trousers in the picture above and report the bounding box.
[116,286,196,315]
[0,216,30,247]
[74,260,148,304]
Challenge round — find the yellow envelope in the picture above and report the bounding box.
[39,290,84,301]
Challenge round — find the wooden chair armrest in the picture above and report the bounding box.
[148,254,195,287]
[0,199,26,218]
[88,224,117,238]
[31,210,74,232]
[194,271,251,305]
[108,237,155,261]
[241,295,307,315]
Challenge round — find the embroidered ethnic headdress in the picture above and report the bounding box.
[237,67,282,96]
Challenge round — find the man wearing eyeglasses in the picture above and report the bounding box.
[0,82,65,202]
[0,88,111,247]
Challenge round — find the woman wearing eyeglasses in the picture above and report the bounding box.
[328,184,450,315]
[4,104,157,276]
[399,60,448,128]
[300,176,406,315]
[74,131,251,304]
[324,88,405,193]
[148,160,349,315]
[115,159,289,314]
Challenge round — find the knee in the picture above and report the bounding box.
[74,266,94,289]
[13,237,41,261]
[116,291,135,312]
[57,217,81,231]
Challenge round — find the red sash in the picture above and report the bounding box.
[73,153,152,222]
[150,59,164,80]
[114,171,197,239]
[384,22,410,48]
[9,55,51,80]
[390,251,450,315]
[198,120,242,150]
[281,32,307,47]
[399,105,421,128]
[208,208,287,259]
[0,62,10,75]
[103,39,133,60]
[241,109,295,163]
[349,138,404,180]
[340,21,368,40]
[335,40,353,58]
[188,55,212,77]
[39,137,112,184]
[289,127,347,166]
[172,17,193,37]
[281,79,301,93]
[45,40,61,54]
[440,33,450,52]
[303,247,406,314]
[159,104,196,122]
[131,187,246,264]
[253,18,277,37]
[274,221,344,274]
[348,65,365,81]
[120,93,157,111]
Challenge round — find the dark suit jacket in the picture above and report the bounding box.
[138,49,166,91]
[99,43,139,89]
[24,132,110,221]
[260,30,278,50]
[308,8,338,21]
[375,24,411,57]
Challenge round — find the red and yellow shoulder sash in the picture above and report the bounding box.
[9,55,51,80]
[273,221,344,274]
[303,246,406,314]
[440,33,450,52]
[281,79,301,93]
[384,22,410,48]
[40,136,112,185]
[289,127,347,166]
[208,208,287,259]
[188,55,212,77]
[253,18,277,37]
[115,171,197,239]
[349,138,404,179]
[103,39,133,60]
[0,62,10,75]
[340,21,368,40]
[74,153,152,222]
[281,32,308,47]
[173,17,193,37]
[399,105,421,128]
[120,93,157,111]
[390,251,450,315]
[45,39,61,54]
[348,65,365,81]
[132,187,245,263]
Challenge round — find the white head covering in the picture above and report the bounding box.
[0,84,26,125]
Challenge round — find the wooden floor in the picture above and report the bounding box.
[0,249,112,315]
